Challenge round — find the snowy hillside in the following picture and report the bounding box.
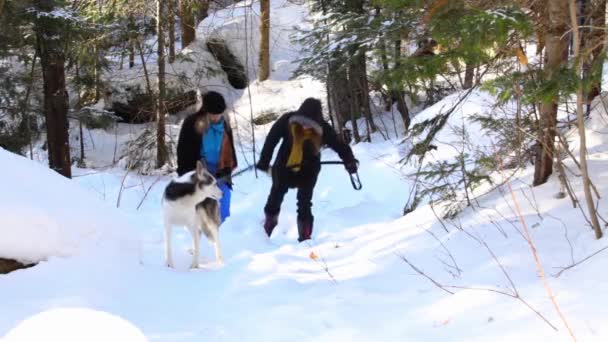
[0,148,139,264]
[2,0,608,341]
[3,90,608,340]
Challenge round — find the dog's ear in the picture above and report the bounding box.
[196,160,204,178]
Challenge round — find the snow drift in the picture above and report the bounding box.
[0,148,140,264]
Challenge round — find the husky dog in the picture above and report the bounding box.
[163,161,223,268]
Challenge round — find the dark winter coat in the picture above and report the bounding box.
[176,112,238,179]
[257,111,355,185]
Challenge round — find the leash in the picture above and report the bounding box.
[231,164,255,178]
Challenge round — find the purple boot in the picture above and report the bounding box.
[263,213,278,237]
[297,218,313,242]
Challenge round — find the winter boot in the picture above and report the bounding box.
[263,213,279,237]
[297,218,313,242]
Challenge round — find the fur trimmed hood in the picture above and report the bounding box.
[288,115,323,136]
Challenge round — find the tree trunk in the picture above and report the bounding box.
[76,63,85,166]
[463,61,475,89]
[568,0,603,238]
[533,0,569,186]
[35,0,72,178]
[531,0,547,55]
[582,0,605,109]
[328,58,351,137]
[94,2,102,102]
[168,0,176,63]
[327,67,344,141]
[350,51,376,141]
[129,43,135,68]
[259,0,270,81]
[180,0,195,48]
[128,14,136,68]
[393,39,410,131]
[195,0,209,24]
[157,0,168,168]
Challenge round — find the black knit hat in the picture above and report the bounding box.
[296,98,323,122]
[201,91,226,114]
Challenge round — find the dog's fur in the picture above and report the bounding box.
[163,161,223,268]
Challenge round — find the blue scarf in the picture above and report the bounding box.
[200,118,225,171]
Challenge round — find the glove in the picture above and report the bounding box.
[344,159,359,174]
[215,168,233,189]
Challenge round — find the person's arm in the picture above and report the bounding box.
[257,114,288,169]
[176,115,195,176]
[323,122,354,160]
[226,123,238,171]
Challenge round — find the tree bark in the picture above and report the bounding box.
[128,14,136,68]
[327,61,349,140]
[195,0,209,24]
[568,0,603,238]
[157,0,168,168]
[463,61,475,89]
[582,0,605,108]
[393,39,410,131]
[259,0,270,81]
[533,0,569,186]
[76,63,85,166]
[35,0,72,178]
[168,0,176,63]
[94,1,102,102]
[129,43,135,68]
[180,0,195,48]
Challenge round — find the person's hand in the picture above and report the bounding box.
[344,159,359,174]
[215,169,233,189]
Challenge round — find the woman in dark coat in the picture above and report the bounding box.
[176,91,238,223]
[256,98,358,242]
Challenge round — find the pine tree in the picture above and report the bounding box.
[34,0,72,178]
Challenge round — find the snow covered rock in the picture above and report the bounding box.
[0,148,140,264]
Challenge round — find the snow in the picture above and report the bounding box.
[3,1,608,341]
[4,98,608,340]
[3,308,147,342]
[0,148,139,264]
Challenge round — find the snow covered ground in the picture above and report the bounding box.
[3,90,608,340]
[2,1,608,341]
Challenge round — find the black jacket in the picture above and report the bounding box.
[176,112,238,179]
[257,112,355,177]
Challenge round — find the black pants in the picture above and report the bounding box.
[264,168,319,222]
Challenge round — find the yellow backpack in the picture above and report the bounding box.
[286,117,322,172]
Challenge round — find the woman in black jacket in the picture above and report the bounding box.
[176,91,238,223]
[256,98,358,242]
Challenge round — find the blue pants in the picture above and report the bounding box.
[218,180,231,223]
[205,162,231,224]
